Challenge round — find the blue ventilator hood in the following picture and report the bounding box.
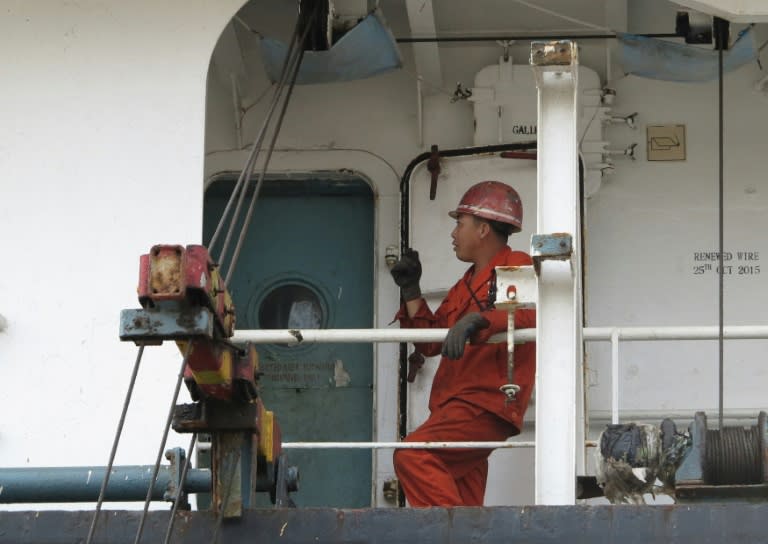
[618,27,756,82]
[260,11,402,85]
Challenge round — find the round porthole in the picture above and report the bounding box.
[258,284,325,330]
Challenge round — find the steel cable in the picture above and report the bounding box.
[211,20,303,264]
[162,432,197,544]
[85,343,146,544]
[224,10,315,285]
[133,342,193,544]
[717,41,725,431]
[705,426,762,485]
[115,9,314,542]
[89,11,310,543]
[212,12,320,539]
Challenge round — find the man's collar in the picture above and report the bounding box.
[464,246,513,288]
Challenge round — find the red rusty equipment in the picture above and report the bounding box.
[136,244,253,403]
[138,244,235,337]
[131,244,294,510]
[180,341,260,403]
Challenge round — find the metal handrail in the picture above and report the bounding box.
[231,325,768,446]
[194,441,598,450]
[233,325,768,345]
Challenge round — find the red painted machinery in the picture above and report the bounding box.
[121,244,297,514]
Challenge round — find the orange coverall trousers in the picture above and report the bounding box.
[393,398,516,507]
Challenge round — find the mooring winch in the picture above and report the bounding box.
[595,411,768,503]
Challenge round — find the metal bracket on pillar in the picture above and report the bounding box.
[494,266,538,311]
[530,40,578,76]
[494,266,537,402]
[164,447,191,510]
[531,233,573,276]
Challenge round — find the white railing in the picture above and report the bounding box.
[233,328,526,344]
[232,325,768,448]
[587,326,768,425]
[198,440,603,451]
[234,324,768,345]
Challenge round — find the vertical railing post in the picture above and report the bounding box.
[530,40,581,505]
[611,328,620,424]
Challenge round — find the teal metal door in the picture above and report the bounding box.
[204,177,374,507]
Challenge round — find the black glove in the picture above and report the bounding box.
[390,248,422,301]
[441,312,490,360]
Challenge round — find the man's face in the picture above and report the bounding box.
[451,214,483,262]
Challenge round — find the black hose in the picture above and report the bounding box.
[399,141,537,255]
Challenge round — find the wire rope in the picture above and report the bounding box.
[133,342,193,544]
[85,343,146,544]
[224,9,314,285]
[86,10,310,542]
[717,37,725,430]
[207,10,319,541]
[510,0,611,33]
[705,426,762,484]
[217,45,305,274]
[208,21,302,258]
[97,8,329,542]
[211,12,320,538]
[213,29,302,265]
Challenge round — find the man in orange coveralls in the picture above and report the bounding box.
[390,180,536,507]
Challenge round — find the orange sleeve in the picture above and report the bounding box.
[393,298,444,357]
[513,308,536,329]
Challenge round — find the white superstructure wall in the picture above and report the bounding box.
[0,1,243,507]
[1,0,768,509]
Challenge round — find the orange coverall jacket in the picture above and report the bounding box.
[396,245,536,433]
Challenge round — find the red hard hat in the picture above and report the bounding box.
[449,181,523,232]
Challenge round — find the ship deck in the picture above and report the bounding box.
[2,503,768,543]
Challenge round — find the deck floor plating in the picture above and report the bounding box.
[2,504,768,543]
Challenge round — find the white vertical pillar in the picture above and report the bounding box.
[611,328,620,424]
[530,41,582,505]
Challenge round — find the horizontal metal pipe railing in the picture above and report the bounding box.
[233,328,524,344]
[233,325,768,345]
[195,440,597,450]
[232,325,768,449]
[584,325,768,341]
[280,441,598,449]
[0,466,211,503]
[232,325,768,450]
